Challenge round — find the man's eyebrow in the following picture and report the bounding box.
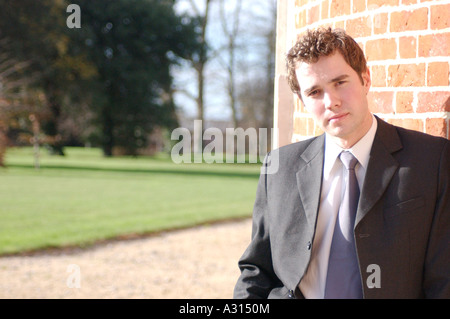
[303,85,320,95]
[330,74,350,83]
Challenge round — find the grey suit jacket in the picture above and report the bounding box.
[234,117,450,299]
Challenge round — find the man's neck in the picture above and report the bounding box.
[329,113,375,149]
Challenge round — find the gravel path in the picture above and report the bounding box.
[0,219,252,299]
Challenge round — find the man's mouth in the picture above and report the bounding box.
[329,113,349,123]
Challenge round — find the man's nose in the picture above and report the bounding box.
[324,91,341,109]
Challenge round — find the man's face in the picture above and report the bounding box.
[295,52,372,148]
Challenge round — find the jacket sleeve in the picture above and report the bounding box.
[233,153,282,298]
[423,139,450,298]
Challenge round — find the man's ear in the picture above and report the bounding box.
[362,68,371,94]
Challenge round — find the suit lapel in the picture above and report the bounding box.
[296,135,325,229]
[356,118,402,225]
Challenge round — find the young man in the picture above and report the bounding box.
[234,28,449,299]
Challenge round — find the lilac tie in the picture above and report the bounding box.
[324,151,363,299]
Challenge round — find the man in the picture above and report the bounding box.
[234,28,449,299]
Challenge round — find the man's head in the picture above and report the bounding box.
[286,28,373,149]
[286,27,368,99]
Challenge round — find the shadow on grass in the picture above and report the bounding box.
[7,163,261,179]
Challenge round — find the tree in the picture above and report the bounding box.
[75,0,200,156]
[0,35,47,167]
[0,0,199,157]
[173,0,213,154]
[185,0,212,127]
[0,79,46,169]
[0,0,97,156]
[218,0,242,128]
[229,0,276,153]
[238,0,276,133]
[173,0,276,159]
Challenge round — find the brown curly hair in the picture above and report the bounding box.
[286,27,367,99]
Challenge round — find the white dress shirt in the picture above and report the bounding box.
[299,115,378,299]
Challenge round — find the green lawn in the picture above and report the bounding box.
[0,147,260,255]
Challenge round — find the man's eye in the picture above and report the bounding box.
[309,90,319,96]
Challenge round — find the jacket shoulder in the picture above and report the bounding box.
[261,136,324,175]
[274,135,323,158]
[391,122,449,153]
[376,116,448,154]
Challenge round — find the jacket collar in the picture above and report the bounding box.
[296,134,325,229]
[356,116,402,225]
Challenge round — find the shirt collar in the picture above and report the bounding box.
[323,114,377,176]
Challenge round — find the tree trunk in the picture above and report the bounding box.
[43,82,65,156]
[0,122,7,167]
[102,106,114,157]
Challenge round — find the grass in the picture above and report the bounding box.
[0,147,260,255]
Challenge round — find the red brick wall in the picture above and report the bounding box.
[290,0,450,141]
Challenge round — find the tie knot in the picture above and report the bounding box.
[340,151,358,170]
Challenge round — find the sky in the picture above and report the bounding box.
[172,0,276,122]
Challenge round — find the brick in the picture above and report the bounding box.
[347,16,372,38]
[312,119,324,136]
[334,20,345,30]
[401,0,417,4]
[431,4,450,30]
[427,62,450,87]
[296,9,307,29]
[294,116,308,136]
[367,0,399,8]
[330,0,351,17]
[371,65,387,87]
[417,91,450,112]
[296,0,308,6]
[388,64,426,87]
[307,5,320,24]
[368,91,394,113]
[295,98,306,113]
[321,0,330,20]
[307,118,316,136]
[365,38,397,61]
[388,118,423,133]
[373,12,388,35]
[419,33,450,57]
[353,0,366,13]
[399,36,417,59]
[426,118,448,138]
[390,8,428,32]
[396,91,414,113]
